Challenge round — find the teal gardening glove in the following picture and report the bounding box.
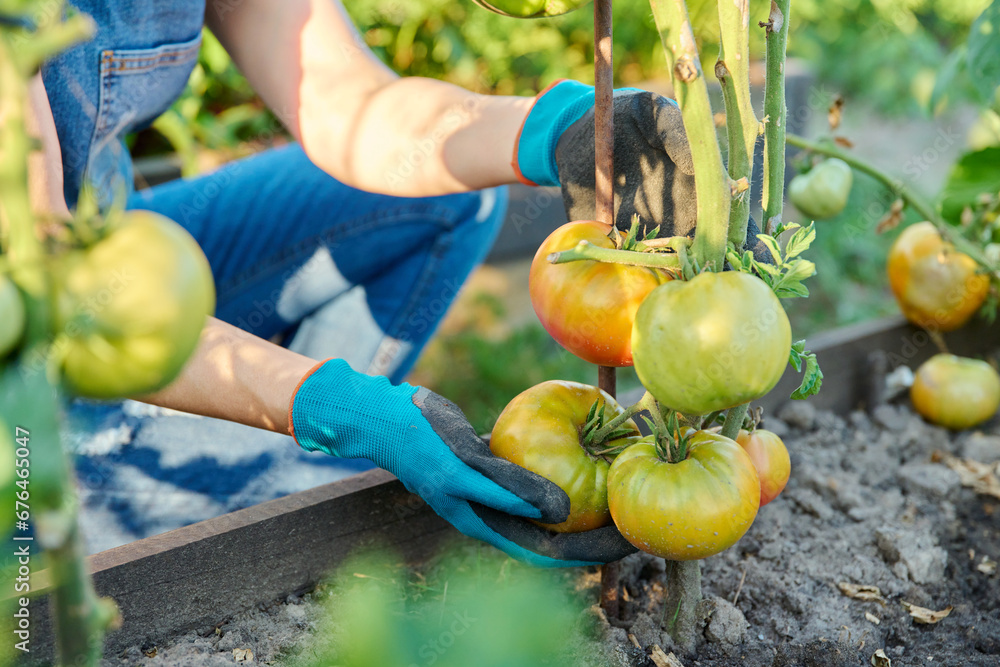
[289,359,636,567]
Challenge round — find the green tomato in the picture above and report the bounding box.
[607,432,760,560]
[631,271,792,415]
[55,210,216,399]
[469,0,589,18]
[0,274,26,359]
[788,158,853,220]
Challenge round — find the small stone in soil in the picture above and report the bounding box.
[961,433,1000,464]
[777,401,816,430]
[896,462,961,501]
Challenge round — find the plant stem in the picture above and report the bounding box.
[784,133,1000,272]
[586,391,649,447]
[548,241,681,270]
[717,0,758,246]
[1,6,113,666]
[720,403,748,440]
[761,0,791,235]
[664,559,702,653]
[649,0,731,271]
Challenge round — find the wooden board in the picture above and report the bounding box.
[21,315,999,661]
[23,469,450,662]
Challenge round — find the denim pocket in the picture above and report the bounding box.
[87,32,202,203]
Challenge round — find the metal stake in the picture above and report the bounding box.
[594,0,622,621]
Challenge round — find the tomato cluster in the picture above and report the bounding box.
[2,210,215,400]
[494,220,799,560]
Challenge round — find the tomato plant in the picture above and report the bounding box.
[887,221,989,332]
[55,210,216,398]
[0,274,25,359]
[736,429,790,506]
[490,380,639,533]
[910,353,1000,430]
[529,220,672,367]
[631,271,791,415]
[606,430,760,560]
[788,158,853,220]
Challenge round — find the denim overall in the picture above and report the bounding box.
[41,0,508,382]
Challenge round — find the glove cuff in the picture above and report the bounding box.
[288,358,416,474]
[512,79,594,187]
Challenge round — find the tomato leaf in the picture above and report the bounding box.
[789,344,823,400]
[758,235,784,265]
[940,148,1000,225]
[784,223,816,260]
[967,0,1000,108]
[774,281,810,298]
[783,259,817,283]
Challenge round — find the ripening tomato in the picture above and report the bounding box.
[631,271,791,415]
[470,0,589,18]
[490,380,640,533]
[529,221,672,367]
[55,210,216,398]
[736,429,790,506]
[0,274,26,359]
[887,222,989,332]
[911,354,1000,430]
[607,431,760,560]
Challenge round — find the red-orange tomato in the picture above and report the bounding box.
[887,222,989,332]
[529,221,672,366]
[736,429,791,506]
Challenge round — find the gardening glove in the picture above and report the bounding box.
[289,359,637,568]
[513,80,769,260]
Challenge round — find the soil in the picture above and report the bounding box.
[97,399,1000,667]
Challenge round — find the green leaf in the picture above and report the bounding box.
[758,235,783,264]
[774,282,810,298]
[784,223,816,259]
[788,340,806,372]
[967,0,1000,107]
[940,147,1000,224]
[643,225,661,241]
[783,259,817,283]
[790,351,824,400]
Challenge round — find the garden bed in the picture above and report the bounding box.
[22,315,1000,666]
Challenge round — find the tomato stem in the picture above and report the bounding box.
[547,241,682,271]
[648,0,731,271]
[585,392,648,448]
[720,403,749,440]
[761,0,791,236]
[663,559,702,652]
[717,0,758,247]
[785,133,1000,275]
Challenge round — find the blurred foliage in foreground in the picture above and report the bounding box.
[279,545,612,667]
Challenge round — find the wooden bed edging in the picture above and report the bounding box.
[22,469,450,663]
[19,314,999,662]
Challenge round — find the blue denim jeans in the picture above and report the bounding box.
[127,145,507,382]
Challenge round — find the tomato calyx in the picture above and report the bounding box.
[580,399,639,462]
[545,215,689,274]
